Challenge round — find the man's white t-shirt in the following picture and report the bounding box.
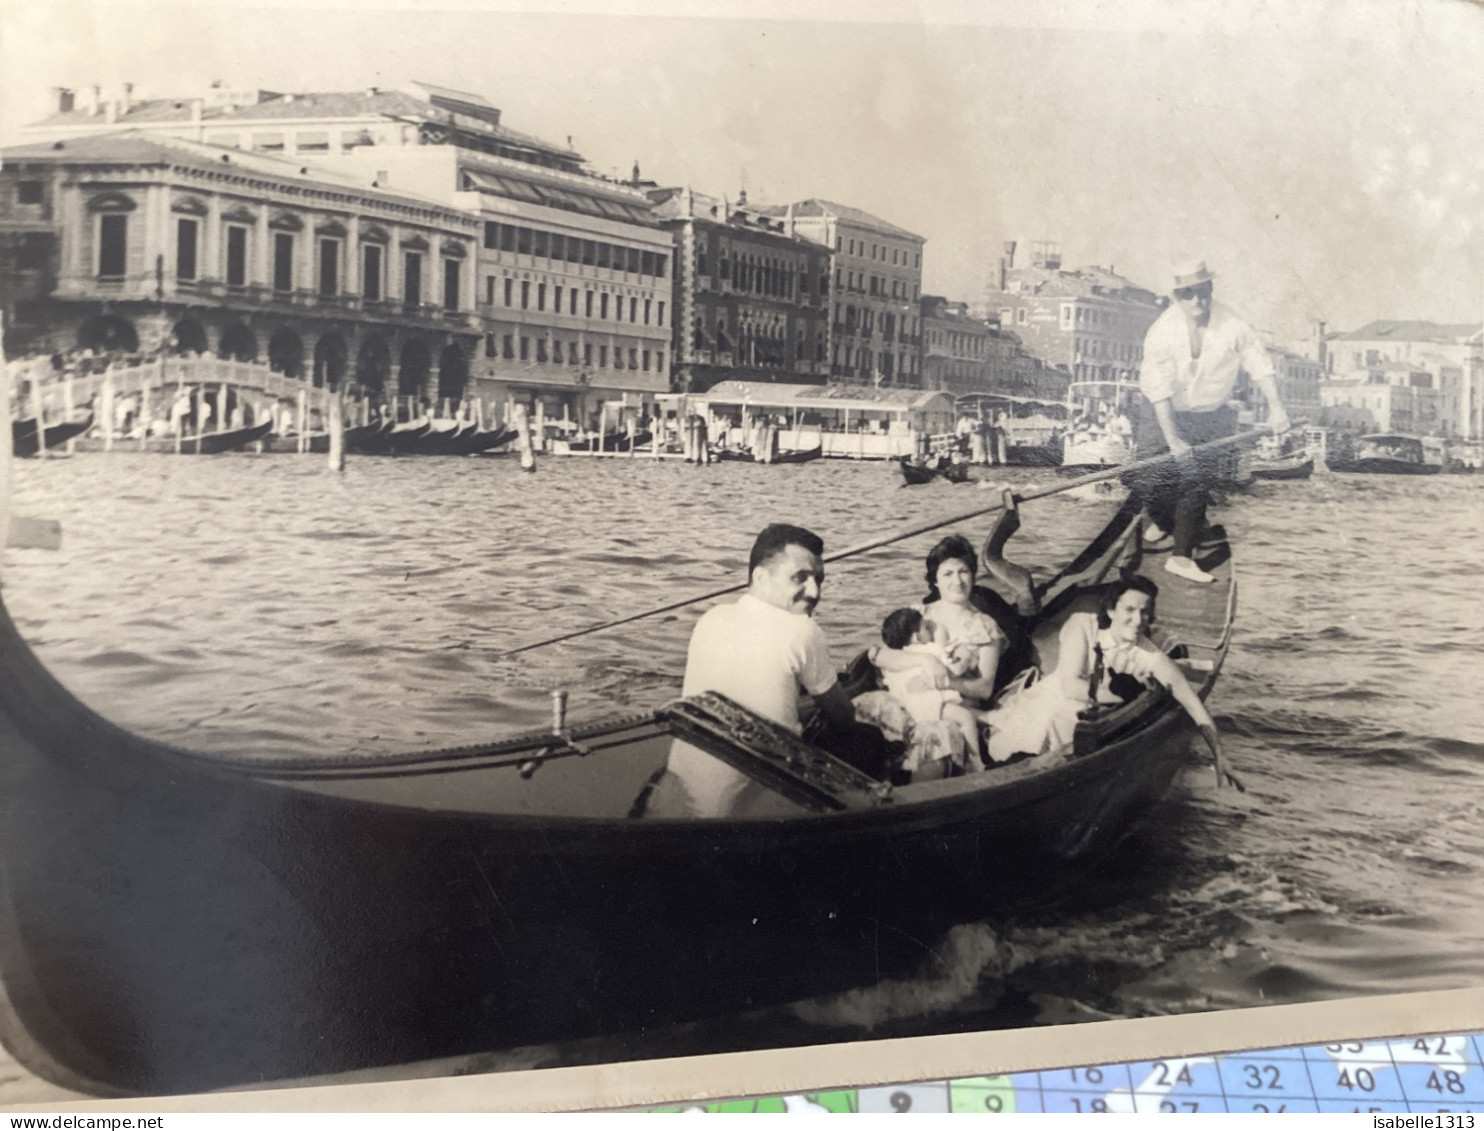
[665,592,838,816]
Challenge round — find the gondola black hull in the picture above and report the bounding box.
[12,414,94,458]
[0,506,1228,1097]
[713,446,823,465]
[1248,456,1314,481]
[1328,457,1440,475]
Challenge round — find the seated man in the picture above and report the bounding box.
[642,523,892,818]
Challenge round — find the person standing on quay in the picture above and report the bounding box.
[1133,259,1290,584]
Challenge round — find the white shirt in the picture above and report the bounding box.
[665,593,837,816]
[1138,300,1276,412]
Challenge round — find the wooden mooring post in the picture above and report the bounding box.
[327,390,345,472]
[512,403,536,473]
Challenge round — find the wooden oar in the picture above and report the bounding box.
[494,429,1266,658]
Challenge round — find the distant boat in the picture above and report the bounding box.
[1246,441,1315,481]
[1329,433,1440,475]
[713,444,823,465]
[12,411,94,457]
[898,455,970,485]
[566,430,653,453]
[1060,378,1138,472]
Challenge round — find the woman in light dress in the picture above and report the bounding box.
[983,575,1225,770]
[863,535,1015,775]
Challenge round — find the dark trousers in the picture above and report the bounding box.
[1127,401,1238,557]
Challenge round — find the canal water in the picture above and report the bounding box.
[3,451,1483,1097]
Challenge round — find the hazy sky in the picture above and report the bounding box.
[2,0,1481,343]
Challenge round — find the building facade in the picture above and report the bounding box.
[759,199,925,387]
[1322,320,1483,439]
[919,296,991,395]
[648,188,831,393]
[980,240,1161,383]
[1236,346,1323,423]
[19,80,675,423]
[1320,372,1445,436]
[0,133,479,400]
[24,81,587,175]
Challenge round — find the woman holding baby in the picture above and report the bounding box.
[868,534,1019,776]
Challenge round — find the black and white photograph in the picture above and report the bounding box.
[0,0,1481,1109]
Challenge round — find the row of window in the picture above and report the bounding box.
[693,246,825,301]
[838,306,920,339]
[163,216,461,309]
[835,234,921,271]
[689,318,826,366]
[483,222,667,278]
[834,268,917,300]
[205,129,384,156]
[1073,337,1142,363]
[832,343,919,376]
[1060,303,1147,332]
[483,274,666,327]
[482,334,664,373]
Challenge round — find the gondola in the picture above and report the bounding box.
[0,493,1234,1097]
[342,420,391,454]
[566,430,653,453]
[1003,441,1062,468]
[381,420,433,456]
[712,444,824,465]
[130,420,274,455]
[449,426,518,457]
[1328,433,1441,475]
[899,456,971,485]
[11,411,94,457]
[403,419,475,456]
[1247,450,1314,481]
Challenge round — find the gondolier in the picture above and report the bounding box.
[1132,258,1290,583]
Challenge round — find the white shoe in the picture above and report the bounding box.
[1165,555,1215,584]
[1145,522,1168,541]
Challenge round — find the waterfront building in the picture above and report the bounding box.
[980,240,1161,383]
[20,81,673,426]
[24,80,585,174]
[0,132,479,400]
[756,200,925,387]
[1319,371,1446,436]
[647,188,832,394]
[919,296,991,396]
[1322,320,1483,439]
[1234,346,1323,424]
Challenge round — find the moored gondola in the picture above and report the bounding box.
[0,484,1234,1097]
[712,444,823,465]
[11,411,95,457]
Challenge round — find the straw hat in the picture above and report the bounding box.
[1171,258,1216,291]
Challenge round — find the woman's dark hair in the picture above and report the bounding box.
[1097,574,1159,629]
[923,534,977,602]
[881,607,923,650]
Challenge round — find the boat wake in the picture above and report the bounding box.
[788,924,1012,1031]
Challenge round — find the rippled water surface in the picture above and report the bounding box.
[5,450,1484,1089]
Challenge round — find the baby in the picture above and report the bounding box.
[878,607,985,775]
